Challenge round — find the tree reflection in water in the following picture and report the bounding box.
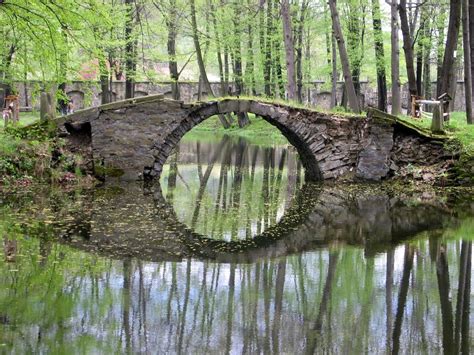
[0,134,474,354]
[160,135,303,241]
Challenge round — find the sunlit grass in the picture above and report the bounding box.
[0,112,39,157]
[213,95,366,117]
[18,111,40,126]
[398,111,474,154]
[185,113,290,146]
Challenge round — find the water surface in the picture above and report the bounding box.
[1,133,474,354]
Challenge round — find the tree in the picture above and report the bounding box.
[432,0,462,132]
[281,0,296,100]
[389,0,402,115]
[344,0,367,100]
[462,0,473,123]
[295,0,309,103]
[152,0,184,100]
[263,0,274,97]
[399,0,418,112]
[190,0,230,128]
[470,0,474,93]
[190,0,215,97]
[328,0,360,113]
[124,0,138,99]
[371,0,387,112]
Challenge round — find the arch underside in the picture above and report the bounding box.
[146,99,324,182]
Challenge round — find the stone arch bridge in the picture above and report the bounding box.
[59,95,448,182]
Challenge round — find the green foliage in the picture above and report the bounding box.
[185,113,289,145]
[0,117,87,186]
[444,112,474,154]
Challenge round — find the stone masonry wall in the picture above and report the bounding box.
[60,96,441,183]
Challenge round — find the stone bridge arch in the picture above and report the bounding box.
[148,99,332,181]
[61,95,447,182]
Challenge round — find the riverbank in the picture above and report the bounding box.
[395,112,474,185]
[0,116,94,189]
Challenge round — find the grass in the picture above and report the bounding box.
[0,111,86,186]
[212,95,366,117]
[444,112,474,154]
[0,111,40,156]
[398,111,474,154]
[18,111,41,126]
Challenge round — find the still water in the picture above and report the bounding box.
[1,133,474,354]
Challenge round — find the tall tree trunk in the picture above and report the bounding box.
[124,0,136,99]
[371,0,387,112]
[190,0,214,97]
[423,23,433,99]
[264,0,273,96]
[433,0,462,132]
[390,0,401,115]
[232,0,244,95]
[399,0,418,112]
[99,52,110,104]
[210,1,226,95]
[437,7,448,82]
[295,1,308,103]
[416,7,428,96]
[57,29,68,115]
[167,0,180,100]
[232,0,249,127]
[328,0,360,113]
[346,0,366,99]
[245,0,256,95]
[462,0,473,123]
[272,3,285,98]
[281,0,296,100]
[470,0,474,95]
[0,43,16,103]
[190,0,230,129]
[331,33,338,108]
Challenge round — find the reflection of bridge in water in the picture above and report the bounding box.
[54,183,458,263]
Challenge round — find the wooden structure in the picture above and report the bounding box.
[411,94,452,133]
[2,95,20,126]
[411,95,423,118]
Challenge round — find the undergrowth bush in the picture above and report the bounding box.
[0,120,83,186]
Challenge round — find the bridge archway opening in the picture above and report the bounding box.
[147,100,323,183]
[158,122,308,242]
